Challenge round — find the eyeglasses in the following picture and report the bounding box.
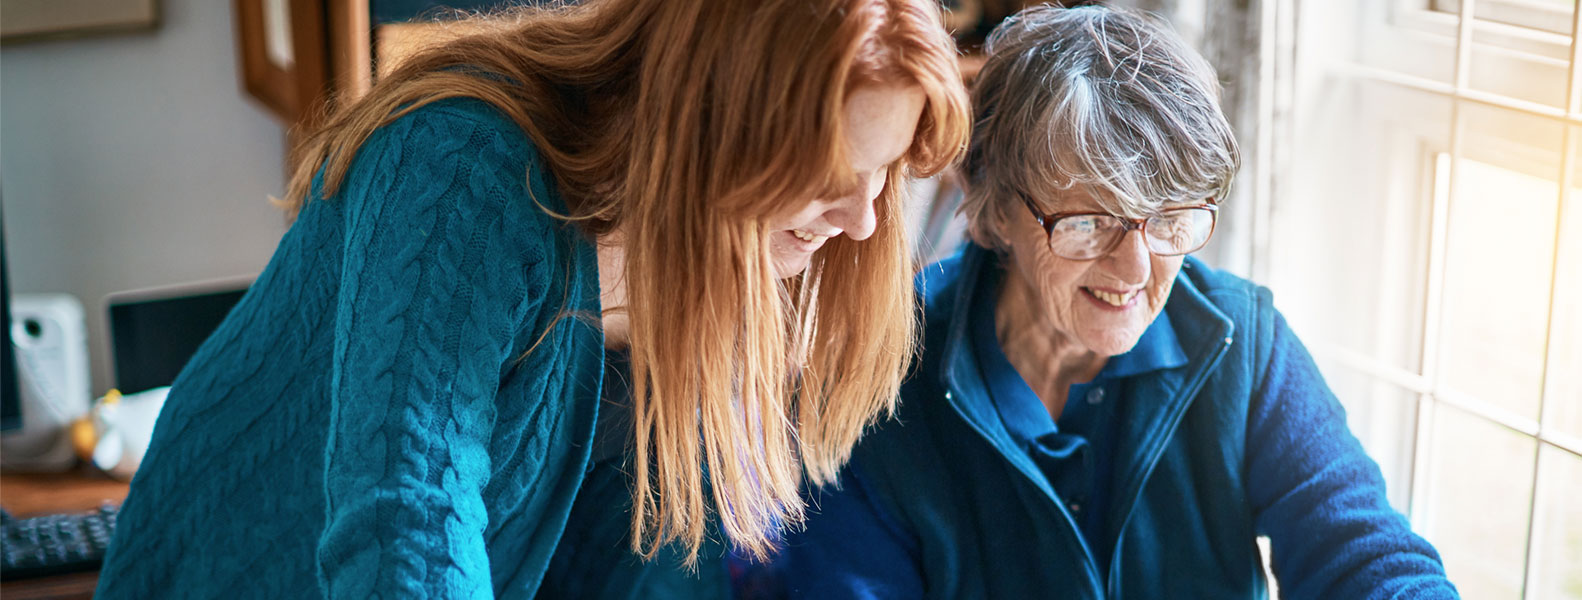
[1022,197,1218,261]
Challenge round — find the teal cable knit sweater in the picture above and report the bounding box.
[95,100,722,598]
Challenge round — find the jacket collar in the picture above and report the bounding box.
[935,245,1050,492]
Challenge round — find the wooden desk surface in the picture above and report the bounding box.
[1,466,131,599]
[1,468,130,516]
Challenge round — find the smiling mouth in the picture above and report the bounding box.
[791,229,830,244]
[1083,287,1139,307]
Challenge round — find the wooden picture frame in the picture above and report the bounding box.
[0,0,160,44]
[234,0,332,126]
[235,0,372,133]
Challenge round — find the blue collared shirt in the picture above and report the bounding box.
[967,258,1187,575]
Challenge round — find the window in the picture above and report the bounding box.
[1268,0,1581,597]
[1435,0,1576,35]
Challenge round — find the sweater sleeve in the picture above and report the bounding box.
[313,105,553,599]
[1247,312,1460,600]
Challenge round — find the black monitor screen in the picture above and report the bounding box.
[1,210,20,432]
[109,287,247,395]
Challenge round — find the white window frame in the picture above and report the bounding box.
[1268,0,1582,596]
[1432,0,1576,36]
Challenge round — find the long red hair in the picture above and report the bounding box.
[282,0,969,561]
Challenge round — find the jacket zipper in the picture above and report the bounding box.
[1104,334,1235,597]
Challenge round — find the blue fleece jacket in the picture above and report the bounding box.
[769,243,1459,599]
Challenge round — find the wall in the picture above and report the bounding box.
[2,0,290,395]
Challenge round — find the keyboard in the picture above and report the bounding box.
[1,503,118,580]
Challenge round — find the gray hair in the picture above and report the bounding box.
[958,4,1240,250]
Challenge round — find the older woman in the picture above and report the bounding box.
[769,5,1459,599]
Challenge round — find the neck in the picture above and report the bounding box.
[596,229,629,349]
[993,257,1107,419]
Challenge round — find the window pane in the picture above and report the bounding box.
[1320,363,1420,514]
[1546,126,1582,441]
[1439,104,1564,422]
[1530,445,1582,599]
[1360,0,1456,85]
[1438,0,1577,38]
[1270,81,1444,375]
[1422,404,1536,600]
[1468,0,1573,109]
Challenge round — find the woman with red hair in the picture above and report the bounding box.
[95,1,969,597]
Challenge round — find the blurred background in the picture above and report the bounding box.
[1,0,1578,597]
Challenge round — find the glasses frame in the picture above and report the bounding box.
[1021,196,1220,260]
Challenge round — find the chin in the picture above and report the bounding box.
[771,254,813,279]
[1083,330,1145,357]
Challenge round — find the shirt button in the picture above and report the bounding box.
[1087,387,1105,404]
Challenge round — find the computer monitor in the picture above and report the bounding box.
[106,278,250,396]
[2,202,21,431]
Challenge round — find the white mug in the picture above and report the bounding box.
[91,387,169,480]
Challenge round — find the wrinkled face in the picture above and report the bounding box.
[1001,188,1186,357]
[768,83,926,278]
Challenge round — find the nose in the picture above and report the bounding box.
[822,172,882,241]
[1104,229,1152,284]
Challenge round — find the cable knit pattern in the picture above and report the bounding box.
[95,99,606,599]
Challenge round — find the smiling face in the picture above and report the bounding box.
[1000,187,1186,357]
[767,83,926,278]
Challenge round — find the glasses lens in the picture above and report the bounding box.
[1048,215,1125,259]
[1144,207,1215,255]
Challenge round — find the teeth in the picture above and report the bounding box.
[792,229,829,244]
[1088,288,1138,307]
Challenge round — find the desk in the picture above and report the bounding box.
[1,468,131,600]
